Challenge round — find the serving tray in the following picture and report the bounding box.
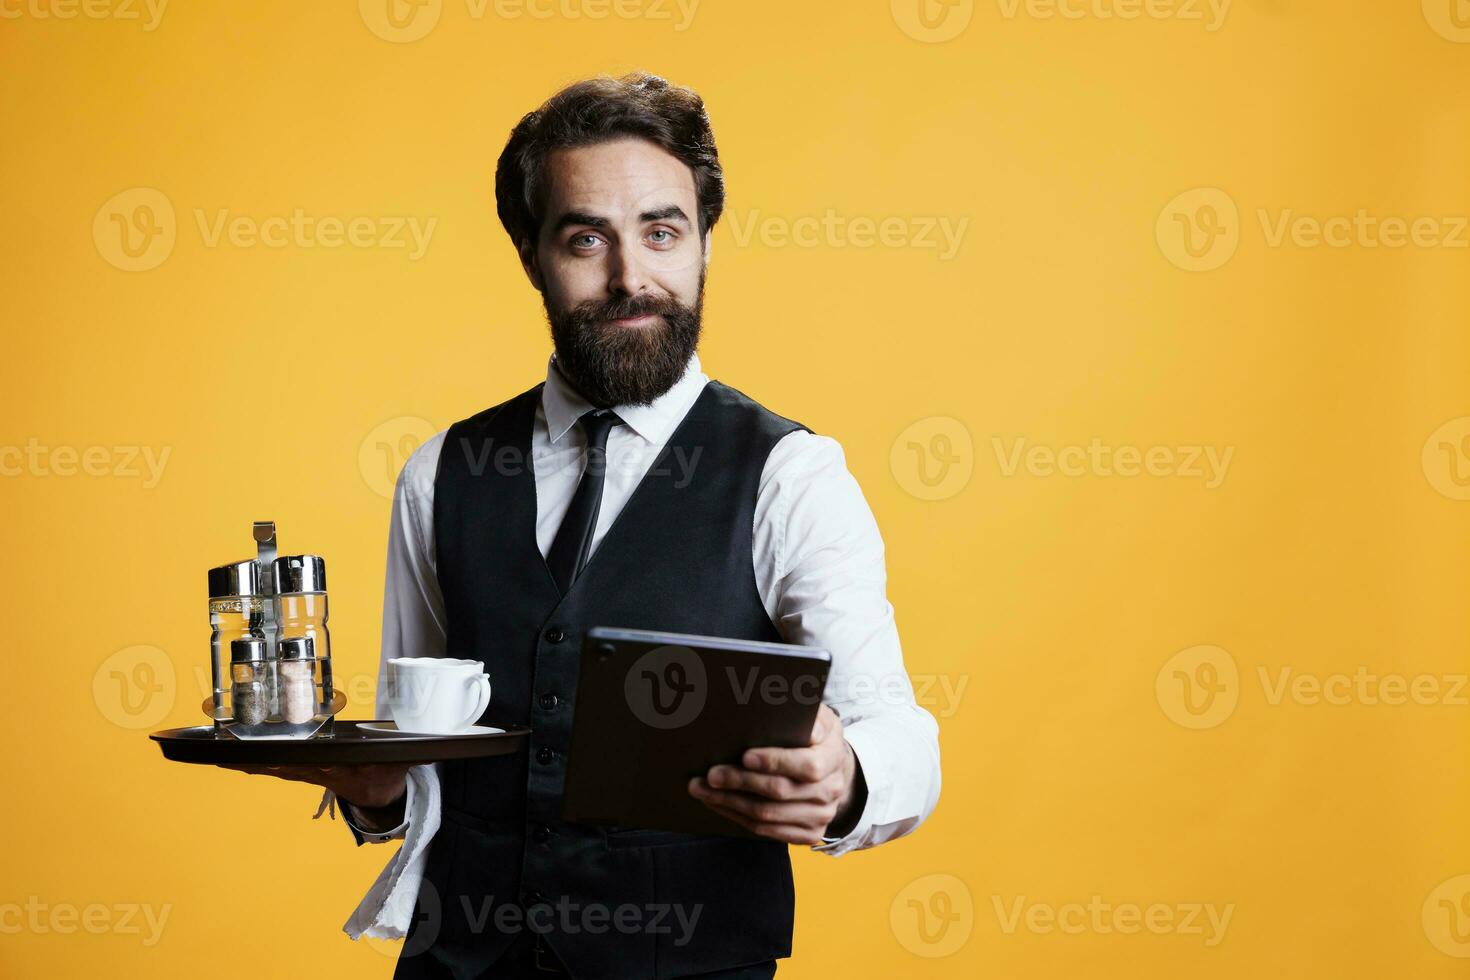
[151,720,529,765]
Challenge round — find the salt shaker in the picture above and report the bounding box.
[277,636,318,725]
[273,555,333,708]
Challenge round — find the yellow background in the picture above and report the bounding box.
[3,0,1469,976]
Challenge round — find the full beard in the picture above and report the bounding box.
[546,280,703,408]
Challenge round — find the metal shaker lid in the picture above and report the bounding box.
[273,555,326,594]
[209,559,262,598]
[230,637,267,663]
[279,636,316,660]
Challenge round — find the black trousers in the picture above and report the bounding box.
[392,930,779,980]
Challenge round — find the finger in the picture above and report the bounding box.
[705,765,826,802]
[741,745,836,783]
[809,705,836,745]
[699,801,825,846]
[216,764,324,784]
[688,780,834,827]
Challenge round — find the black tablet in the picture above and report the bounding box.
[561,626,832,838]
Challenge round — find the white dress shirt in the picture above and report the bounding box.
[346,352,941,857]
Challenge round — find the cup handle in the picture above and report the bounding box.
[462,673,491,729]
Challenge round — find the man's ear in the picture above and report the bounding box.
[702,229,713,271]
[518,238,545,292]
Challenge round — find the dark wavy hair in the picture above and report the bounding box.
[495,72,725,252]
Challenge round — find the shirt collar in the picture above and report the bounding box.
[542,351,708,446]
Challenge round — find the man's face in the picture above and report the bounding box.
[522,137,709,407]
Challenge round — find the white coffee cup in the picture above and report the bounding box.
[387,657,491,734]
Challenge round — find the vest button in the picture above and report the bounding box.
[543,628,566,644]
[536,747,556,765]
[532,825,552,844]
[538,692,559,711]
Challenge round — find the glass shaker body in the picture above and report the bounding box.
[274,555,332,709]
[277,637,319,724]
[208,560,268,725]
[229,638,271,726]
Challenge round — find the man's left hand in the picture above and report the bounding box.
[688,704,862,845]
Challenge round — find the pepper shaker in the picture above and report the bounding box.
[229,637,272,727]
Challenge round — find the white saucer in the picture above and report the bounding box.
[358,721,505,737]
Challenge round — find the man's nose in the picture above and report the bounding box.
[606,239,649,296]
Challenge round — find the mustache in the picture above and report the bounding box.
[570,293,684,324]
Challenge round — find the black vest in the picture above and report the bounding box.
[406,378,809,980]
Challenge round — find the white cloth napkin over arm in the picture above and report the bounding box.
[338,762,443,940]
[336,440,451,942]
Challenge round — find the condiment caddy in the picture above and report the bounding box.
[204,521,345,739]
[151,520,528,765]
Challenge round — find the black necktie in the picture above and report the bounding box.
[546,409,625,594]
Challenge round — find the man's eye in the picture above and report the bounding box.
[648,229,676,247]
[571,234,603,249]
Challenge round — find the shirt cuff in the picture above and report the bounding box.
[812,724,882,856]
[339,779,414,845]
